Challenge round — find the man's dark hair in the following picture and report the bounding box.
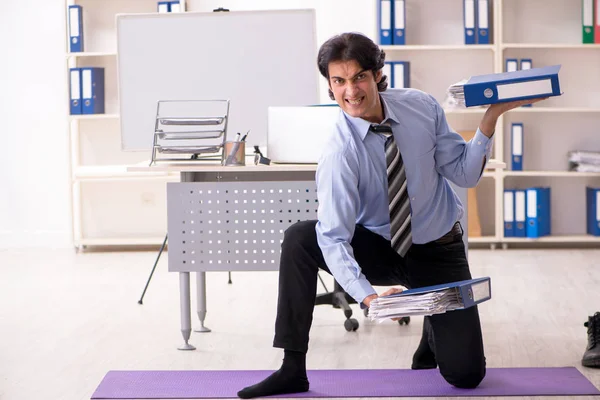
[317,32,388,101]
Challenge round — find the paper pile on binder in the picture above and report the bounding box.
[367,277,491,322]
[447,65,562,107]
[569,151,600,172]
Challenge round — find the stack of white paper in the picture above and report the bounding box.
[367,289,463,322]
[446,79,469,106]
[568,151,600,172]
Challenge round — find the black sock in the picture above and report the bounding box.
[237,350,309,399]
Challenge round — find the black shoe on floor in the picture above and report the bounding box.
[582,312,600,369]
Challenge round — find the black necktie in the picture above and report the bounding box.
[370,124,412,257]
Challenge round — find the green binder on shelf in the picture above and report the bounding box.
[583,0,595,43]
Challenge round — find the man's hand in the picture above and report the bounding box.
[362,287,404,310]
[479,97,549,138]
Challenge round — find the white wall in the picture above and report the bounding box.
[0,1,72,248]
[0,0,374,249]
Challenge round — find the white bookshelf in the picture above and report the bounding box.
[64,0,600,249]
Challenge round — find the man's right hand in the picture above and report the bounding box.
[363,294,378,308]
[363,287,404,308]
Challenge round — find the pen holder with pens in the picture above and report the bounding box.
[223,140,245,166]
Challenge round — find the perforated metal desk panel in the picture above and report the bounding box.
[167,172,317,272]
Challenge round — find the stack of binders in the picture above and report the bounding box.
[447,65,562,107]
[504,187,551,238]
[383,61,410,88]
[69,67,105,115]
[582,0,600,43]
[158,1,183,12]
[378,0,405,45]
[367,277,491,321]
[464,0,491,45]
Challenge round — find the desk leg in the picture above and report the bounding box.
[178,272,196,350]
[194,271,211,332]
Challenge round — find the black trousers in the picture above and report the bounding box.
[273,220,486,388]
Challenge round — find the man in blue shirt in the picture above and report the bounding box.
[238,32,545,399]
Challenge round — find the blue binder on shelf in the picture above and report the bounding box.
[392,0,406,45]
[459,64,562,107]
[69,68,82,115]
[503,189,515,237]
[168,1,182,12]
[157,1,170,13]
[476,0,490,44]
[587,187,600,236]
[378,0,393,45]
[392,61,410,88]
[526,187,551,238]
[505,58,518,72]
[68,5,83,53]
[464,0,476,45]
[511,123,523,171]
[514,189,527,237]
[81,67,105,115]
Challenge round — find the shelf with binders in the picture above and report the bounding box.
[502,111,600,175]
[501,0,590,45]
[501,48,600,109]
[67,0,177,54]
[376,0,495,47]
[68,56,119,116]
[503,176,600,241]
[384,50,495,107]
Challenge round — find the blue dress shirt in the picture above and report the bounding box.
[315,88,493,305]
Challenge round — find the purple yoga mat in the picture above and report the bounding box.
[91,367,600,399]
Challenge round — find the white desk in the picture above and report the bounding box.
[129,159,505,350]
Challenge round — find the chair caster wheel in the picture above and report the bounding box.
[397,316,410,325]
[344,318,359,332]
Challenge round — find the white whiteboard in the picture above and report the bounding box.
[116,9,319,151]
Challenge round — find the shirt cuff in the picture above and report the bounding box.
[346,278,377,309]
[474,128,493,155]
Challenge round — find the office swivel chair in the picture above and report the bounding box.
[315,272,410,331]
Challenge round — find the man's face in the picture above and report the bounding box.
[328,59,383,123]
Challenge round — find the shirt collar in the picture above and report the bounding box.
[342,93,400,141]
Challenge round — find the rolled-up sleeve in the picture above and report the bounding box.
[315,149,377,305]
